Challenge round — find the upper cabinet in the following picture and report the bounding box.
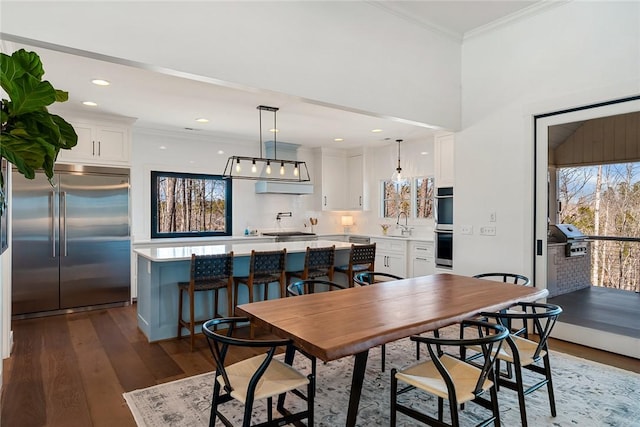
[434,132,455,187]
[316,148,368,211]
[57,116,135,166]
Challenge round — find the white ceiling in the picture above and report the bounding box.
[2,1,542,150]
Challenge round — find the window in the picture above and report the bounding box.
[415,177,434,219]
[382,180,411,218]
[151,171,232,238]
[381,176,434,219]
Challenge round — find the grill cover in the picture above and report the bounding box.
[549,224,586,242]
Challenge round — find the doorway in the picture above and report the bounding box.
[534,96,640,358]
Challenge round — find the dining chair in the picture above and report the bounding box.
[390,320,509,427]
[234,249,287,306]
[473,272,531,286]
[472,272,532,336]
[472,302,563,427]
[286,279,347,379]
[334,243,376,287]
[353,271,404,371]
[286,245,335,285]
[177,252,234,351]
[203,317,314,427]
[286,279,347,296]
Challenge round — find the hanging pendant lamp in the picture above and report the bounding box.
[391,139,407,185]
[222,105,311,182]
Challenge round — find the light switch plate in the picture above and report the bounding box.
[461,225,473,235]
[480,226,496,236]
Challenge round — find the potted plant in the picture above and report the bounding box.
[0,48,78,215]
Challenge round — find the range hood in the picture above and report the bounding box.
[255,141,314,194]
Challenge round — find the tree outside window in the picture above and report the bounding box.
[382,180,411,219]
[415,177,434,219]
[151,171,232,238]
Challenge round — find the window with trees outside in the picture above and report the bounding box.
[151,171,232,238]
[558,162,640,292]
[381,177,434,219]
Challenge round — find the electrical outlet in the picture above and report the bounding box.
[461,225,473,235]
[480,226,496,236]
[489,212,496,222]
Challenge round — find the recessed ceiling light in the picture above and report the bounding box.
[218,150,225,155]
[195,118,209,123]
[371,129,383,133]
[421,151,429,155]
[269,128,279,133]
[82,101,98,107]
[334,138,344,142]
[159,145,167,150]
[91,79,110,86]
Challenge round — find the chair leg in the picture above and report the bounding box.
[512,363,529,427]
[177,288,184,338]
[390,368,397,426]
[544,354,557,417]
[490,381,501,427]
[438,397,444,421]
[381,344,386,372]
[189,290,195,351]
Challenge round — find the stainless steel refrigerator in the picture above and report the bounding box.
[12,164,130,317]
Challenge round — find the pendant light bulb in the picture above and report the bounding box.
[294,162,299,177]
[251,159,257,173]
[266,160,272,175]
[235,158,241,173]
[280,161,285,175]
[393,139,406,184]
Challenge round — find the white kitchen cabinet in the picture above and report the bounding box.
[371,237,407,277]
[409,240,434,277]
[347,154,364,210]
[434,132,455,187]
[319,151,347,211]
[57,120,132,166]
[316,149,368,211]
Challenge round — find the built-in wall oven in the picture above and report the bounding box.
[435,187,453,230]
[435,186,454,268]
[435,230,453,268]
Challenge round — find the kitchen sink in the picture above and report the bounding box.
[261,231,316,237]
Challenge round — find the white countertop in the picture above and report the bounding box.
[134,239,353,262]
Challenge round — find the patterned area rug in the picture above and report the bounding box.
[124,332,640,426]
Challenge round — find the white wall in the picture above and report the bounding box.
[0,1,461,131]
[455,1,640,277]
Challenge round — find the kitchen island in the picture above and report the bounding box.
[134,239,352,342]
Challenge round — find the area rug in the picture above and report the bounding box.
[124,333,640,426]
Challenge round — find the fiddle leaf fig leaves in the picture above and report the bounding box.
[0,49,78,212]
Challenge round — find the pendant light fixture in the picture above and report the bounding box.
[222,105,311,182]
[391,139,407,185]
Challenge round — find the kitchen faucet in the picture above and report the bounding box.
[397,211,412,236]
[276,212,292,221]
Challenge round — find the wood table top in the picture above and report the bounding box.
[236,273,548,361]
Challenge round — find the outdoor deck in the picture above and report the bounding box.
[548,286,640,338]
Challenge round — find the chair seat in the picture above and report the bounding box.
[469,334,547,366]
[395,354,493,404]
[178,279,229,292]
[219,354,310,403]
[334,263,370,273]
[289,268,331,280]
[235,273,283,286]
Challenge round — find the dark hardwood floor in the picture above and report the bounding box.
[2,304,639,427]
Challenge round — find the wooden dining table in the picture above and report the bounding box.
[235,273,549,426]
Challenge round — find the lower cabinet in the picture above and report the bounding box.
[409,241,434,277]
[371,237,407,278]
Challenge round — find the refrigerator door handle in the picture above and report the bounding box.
[61,191,67,257]
[50,191,56,258]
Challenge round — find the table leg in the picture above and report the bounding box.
[346,350,369,427]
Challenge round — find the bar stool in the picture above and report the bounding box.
[286,245,335,285]
[334,243,376,287]
[233,249,287,306]
[177,252,234,351]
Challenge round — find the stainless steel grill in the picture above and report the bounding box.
[549,224,588,257]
